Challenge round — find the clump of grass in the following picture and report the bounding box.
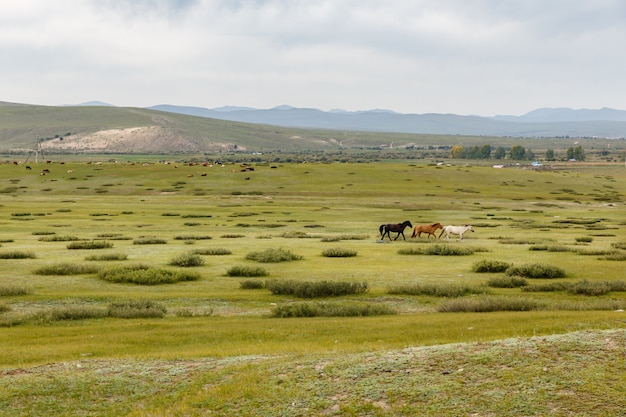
[322,248,357,257]
[506,263,566,279]
[568,280,626,296]
[266,280,369,298]
[0,251,36,259]
[107,299,167,318]
[239,279,266,289]
[0,302,10,313]
[227,266,269,277]
[611,242,626,250]
[32,231,55,236]
[575,236,593,243]
[67,241,113,250]
[246,248,303,263]
[34,263,100,275]
[98,265,200,285]
[38,235,80,242]
[528,245,571,252]
[169,252,205,267]
[522,282,570,292]
[0,285,31,296]
[437,296,543,312]
[387,283,488,297]
[34,306,108,322]
[486,276,528,288]
[271,301,396,318]
[397,244,474,256]
[174,235,212,241]
[603,252,626,261]
[133,236,167,245]
[471,259,512,273]
[85,253,128,261]
[193,248,232,255]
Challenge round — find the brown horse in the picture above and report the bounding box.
[411,222,443,239]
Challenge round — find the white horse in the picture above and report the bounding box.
[438,225,474,241]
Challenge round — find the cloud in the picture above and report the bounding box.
[1,0,626,115]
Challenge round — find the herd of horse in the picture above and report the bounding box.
[378,221,474,241]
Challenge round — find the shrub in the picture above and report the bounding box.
[34,263,100,275]
[506,263,566,279]
[169,252,205,267]
[67,241,113,250]
[397,244,474,256]
[107,299,167,318]
[0,251,36,259]
[38,235,80,242]
[522,282,570,292]
[471,260,512,273]
[85,253,128,261]
[568,279,626,296]
[44,306,107,322]
[322,248,357,258]
[271,301,396,318]
[0,285,31,296]
[246,248,303,263]
[486,276,528,288]
[528,245,571,252]
[387,283,488,297]
[227,266,269,277]
[0,302,11,313]
[437,296,543,312]
[133,236,167,245]
[266,280,369,298]
[193,248,232,255]
[239,279,266,289]
[575,236,593,243]
[98,265,200,285]
[174,235,212,241]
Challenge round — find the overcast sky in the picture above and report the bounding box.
[2,0,625,116]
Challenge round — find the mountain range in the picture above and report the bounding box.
[145,104,626,138]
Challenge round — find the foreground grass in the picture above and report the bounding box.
[1,328,624,416]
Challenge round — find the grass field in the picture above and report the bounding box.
[1,158,625,416]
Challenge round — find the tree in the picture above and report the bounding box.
[566,145,585,161]
[451,145,464,158]
[494,146,506,159]
[509,145,526,160]
[545,149,555,161]
[480,144,492,159]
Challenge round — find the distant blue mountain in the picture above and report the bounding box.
[147,104,626,138]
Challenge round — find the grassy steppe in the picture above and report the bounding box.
[1,159,625,416]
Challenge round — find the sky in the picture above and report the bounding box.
[1,0,626,116]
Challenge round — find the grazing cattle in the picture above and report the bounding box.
[439,225,474,241]
[411,222,443,239]
[25,166,32,170]
[379,220,413,241]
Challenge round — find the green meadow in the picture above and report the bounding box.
[1,158,625,416]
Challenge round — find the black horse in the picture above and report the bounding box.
[379,220,413,241]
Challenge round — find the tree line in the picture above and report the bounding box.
[450,145,586,161]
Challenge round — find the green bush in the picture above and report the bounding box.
[506,263,566,279]
[227,266,269,277]
[85,253,128,261]
[193,248,232,255]
[98,265,200,285]
[522,282,570,292]
[266,280,369,298]
[246,248,303,263]
[397,244,474,256]
[0,285,31,296]
[169,252,205,267]
[322,248,358,258]
[567,279,626,296]
[271,301,396,318]
[34,263,100,275]
[107,299,167,318]
[239,279,266,289]
[133,236,167,245]
[486,276,528,288]
[67,241,113,250]
[0,251,36,259]
[388,283,488,297]
[471,260,512,273]
[437,296,543,312]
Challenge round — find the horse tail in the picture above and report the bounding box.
[438,226,446,238]
[379,224,385,237]
[411,227,417,238]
